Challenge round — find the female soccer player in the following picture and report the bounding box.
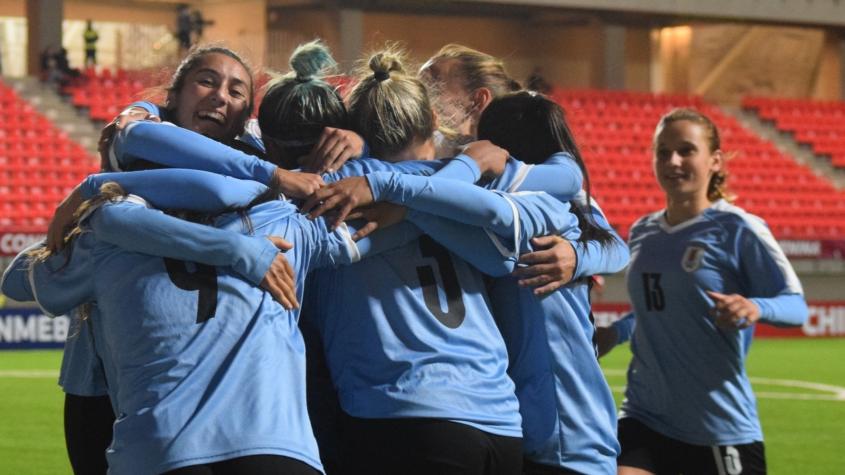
[314,90,629,475]
[3,174,420,474]
[302,50,616,475]
[419,43,521,157]
[51,44,261,475]
[297,49,526,475]
[478,91,628,475]
[602,108,807,475]
[420,44,594,297]
[45,41,350,473]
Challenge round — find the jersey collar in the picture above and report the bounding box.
[657,199,726,234]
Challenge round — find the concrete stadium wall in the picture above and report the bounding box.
[665,24,843,104]
[266,7,653,91]
[6,1,842,100]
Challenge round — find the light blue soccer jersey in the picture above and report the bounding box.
[1,199,396,475]
[361,160,627,471]
[621,200,807,446]
[57,311,110,397]
[92,115,604,445]
[483,192,628,473]
[306,172,581,437]
[434,155,629,472]
[79,170,578,440]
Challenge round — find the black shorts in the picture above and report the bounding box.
[64,393,115,475]
[163,455,319,475]
[339,414,523,475]
[618,417,766,475]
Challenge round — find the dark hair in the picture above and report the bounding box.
[347,47,434,159]
[654,108,732,202]
[163,45,255,135]
[258,40,348,169]
[477,91,614,246]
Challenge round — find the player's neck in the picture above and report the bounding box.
[664,194,712,225]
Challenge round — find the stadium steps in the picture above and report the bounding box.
[2,76,100,156]
[722,105,845,190]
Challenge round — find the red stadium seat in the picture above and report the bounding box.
[0,82,98,232]
[555,90,845,240]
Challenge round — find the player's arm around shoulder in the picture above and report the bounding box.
[1,237,96,317]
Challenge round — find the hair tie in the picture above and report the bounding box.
[295,74,312,83]
[374,70,390,82]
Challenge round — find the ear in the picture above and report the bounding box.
[471,87,493,113]
[710,149,724,174]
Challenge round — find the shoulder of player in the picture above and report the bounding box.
[629,209,664,235]
[542,151,576,164]
[704,200,770,235]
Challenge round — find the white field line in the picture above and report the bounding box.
[0,370,58,378]
[749,377,845,400]
[603,369,845,401]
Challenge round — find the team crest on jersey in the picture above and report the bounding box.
[681,245,706,272]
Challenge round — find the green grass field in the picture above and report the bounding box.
[0,339,843,474]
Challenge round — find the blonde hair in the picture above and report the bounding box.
[654,108,734,202]
[29,182,129,265]
[27,182,129,322]
[428,44,521,99]
[347,47,434,158]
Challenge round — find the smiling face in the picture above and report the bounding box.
[169,52,252,143]
[653,119,723,203]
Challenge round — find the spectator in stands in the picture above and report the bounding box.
[600,108,808,475]
[83,20,99,68]
[56,48,80,84]
[176,5,192,52]
[191,9,214,44]
[41,45,61,85]
[40,46,78,89]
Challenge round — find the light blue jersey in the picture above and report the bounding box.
[94,115,603,446]
[304,171,580,437]
[76,170,575,468]
[1,197,409,475]
[424,154,630,472]
[364,160,629,469]
[622,200,807,446]
[486,196,628,474]
[58,312,109,397]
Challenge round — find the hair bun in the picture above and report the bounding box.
[290,39,336,83]
[368,51,404,81]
